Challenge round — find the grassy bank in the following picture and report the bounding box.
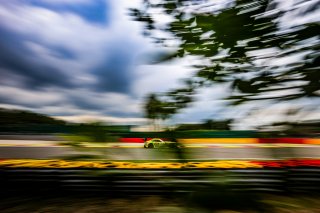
[0,194,320,213]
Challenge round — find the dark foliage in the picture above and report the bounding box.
[132,0,320,117]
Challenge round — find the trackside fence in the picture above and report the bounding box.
[1,168,320,195]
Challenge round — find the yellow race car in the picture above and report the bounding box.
[143,138,181,149]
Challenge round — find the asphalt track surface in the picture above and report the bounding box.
[1,140,320,160]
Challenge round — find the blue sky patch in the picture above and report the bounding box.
[29,0,110,25]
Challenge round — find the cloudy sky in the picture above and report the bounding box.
[0,0,319,129]
[0,0,201,125]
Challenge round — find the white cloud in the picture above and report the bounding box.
[38,0,93,5]
[0,85,147,124]
[0,85,65,106]
[231,97,320,130]
[133,64,194,97]
[168,84,231,124]
[53,115,147,124]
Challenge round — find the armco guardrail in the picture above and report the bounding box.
[1,168,320,195]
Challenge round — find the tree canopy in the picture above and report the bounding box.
[132,0,320,120]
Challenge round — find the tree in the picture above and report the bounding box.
[174,119,232,131]
[144,79,197,126]
[132,0,320,118]
[144,93,174,130]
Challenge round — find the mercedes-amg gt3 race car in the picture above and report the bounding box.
[143,138,181,148]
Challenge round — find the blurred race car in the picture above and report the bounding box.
[143,138,181,149]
